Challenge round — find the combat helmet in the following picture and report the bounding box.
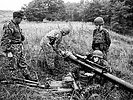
[94,17,104,25]
[92,50,103,58]
[61,27,71,35]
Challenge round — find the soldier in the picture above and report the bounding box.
[40,27,70,54]
[91,50,112,72]
[71,50,112,90]
[39,27,70,75]
[0,11,35,81]
[92,17,111,60]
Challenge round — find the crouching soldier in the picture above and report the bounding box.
[40,27,70,75]
[0,11,36,81]
[72,50,112,87]
[75,50,112,72]
[92,17,111,60]
[90,50,112,72]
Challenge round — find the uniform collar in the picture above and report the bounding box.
[11,20,19,26]
[96,29,103,33]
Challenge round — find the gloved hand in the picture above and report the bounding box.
[65,51,77,60]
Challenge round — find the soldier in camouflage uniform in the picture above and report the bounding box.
[40,27,70,54]
[40,28,70,75]
[92,17,111,60]
[0,11,35,81]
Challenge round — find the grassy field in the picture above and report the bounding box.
[0,10,133,99]
[19,21,133,82]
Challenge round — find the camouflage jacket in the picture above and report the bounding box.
[46,29,62,44]
[92,28,111,52]
[45,29,63,51]
[0,20,25,52]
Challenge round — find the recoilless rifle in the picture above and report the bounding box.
[59,50,133,93]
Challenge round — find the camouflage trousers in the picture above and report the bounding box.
[3,43,30,79]
[39,42,63,75]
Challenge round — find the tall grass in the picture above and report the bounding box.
[21,21,133,81]
[20,21,133,83]
[1,21,133,99]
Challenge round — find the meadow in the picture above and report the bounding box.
[19,21,133,82]
[0,11,133,99]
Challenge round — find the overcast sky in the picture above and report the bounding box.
[0,0,82,11]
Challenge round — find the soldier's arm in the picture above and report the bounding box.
[105,30,111,48]
[52,32,62,53]
[21,29,25,41]
[1,24,14,52]
[52,40,61,54]
[92,30,96,50]
[103,60,112,73]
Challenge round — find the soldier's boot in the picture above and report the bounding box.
[21,68,38,82]
[18,61,38,82]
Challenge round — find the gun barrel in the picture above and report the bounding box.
[65,51,133,93]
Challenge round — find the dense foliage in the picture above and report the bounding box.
[22,0,66,21]
[22,0,133,35]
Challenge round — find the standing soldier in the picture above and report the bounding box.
[0,11,35,81]
[40,27,70,75]
[92,17,111,60]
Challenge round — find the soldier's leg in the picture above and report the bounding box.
[18,52,38,81]
[8,57,17,70]
[14,44,37,81]
[40,37,50,69]
[41,43,55,75]
[0,54,16,81]
[40,44,50,71]
[54,53,62,75]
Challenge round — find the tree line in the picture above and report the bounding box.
[22,0,133,35]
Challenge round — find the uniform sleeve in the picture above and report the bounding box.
[46,30,57,45]
[105,30,111,48]
[54,33,62,47]
[51,31,62,54]
[21,29,25,41]
[1,24,14,52]
[92,30,96,50]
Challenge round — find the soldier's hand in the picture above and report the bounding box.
[65,51,77,59]
[7,52,13,57]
